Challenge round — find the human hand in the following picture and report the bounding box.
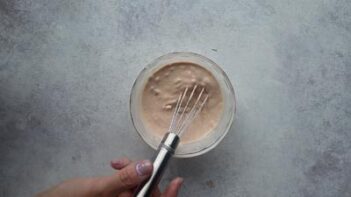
[36,157,183,197]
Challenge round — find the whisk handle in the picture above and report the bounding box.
[134,132,179,197]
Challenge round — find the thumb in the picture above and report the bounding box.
[99,160,153,195]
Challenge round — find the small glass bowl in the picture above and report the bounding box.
[130,52,236,158]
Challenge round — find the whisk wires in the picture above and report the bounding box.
[168,85,208,137]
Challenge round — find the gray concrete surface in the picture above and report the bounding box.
[1,0,351,196]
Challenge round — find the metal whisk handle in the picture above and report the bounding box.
[134,132,180,197]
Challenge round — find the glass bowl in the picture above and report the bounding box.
[130,52,236,158]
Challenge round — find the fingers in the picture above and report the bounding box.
[118,190,133,197]
[99,160,153,195]
[151,187,162,197]
[161,177,183,197]
[111,157,132,170]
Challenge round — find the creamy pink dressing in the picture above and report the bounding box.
[141,62,223,143]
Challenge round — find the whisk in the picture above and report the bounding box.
[135,85,208,197]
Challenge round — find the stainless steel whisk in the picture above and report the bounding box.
[135,85,208,197]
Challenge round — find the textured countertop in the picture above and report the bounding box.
[1,0,350,196]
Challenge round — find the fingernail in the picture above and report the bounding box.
[111,159,124,168]
[136,160,152,176]
[178,177,184,185]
